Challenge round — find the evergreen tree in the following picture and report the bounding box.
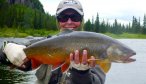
[0,0,6,7]
[33,10,38,29]
[126,23,132,33]
[0,0,57,30]
[105,21,111,33]
[131,16,141,33]
[143,14,146,29]
[91,16,94,32]
[84,19,92,31]
[94,13,100,32]
[142,14,146,34]
[99,20,107,33]
[111,19,118,34]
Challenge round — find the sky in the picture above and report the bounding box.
[39,0,146,25]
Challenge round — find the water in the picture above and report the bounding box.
[0,65,36,84]
[0,37,37,84]
[0,38,146,84]
[105,39,146,84]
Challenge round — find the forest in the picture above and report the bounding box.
[0,0,146,37]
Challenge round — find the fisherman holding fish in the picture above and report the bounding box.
[0,0,106,84]
[0,0,136,84]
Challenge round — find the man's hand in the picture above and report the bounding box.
[70,50,96,71]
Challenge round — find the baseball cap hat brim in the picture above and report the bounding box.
[56,6,84,16]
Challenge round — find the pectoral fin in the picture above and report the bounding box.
[96,59,111,73]
[61,62,70,72]
[60,59,70,72]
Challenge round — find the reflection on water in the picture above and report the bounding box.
[0,65,35,84]
[0,38,146,84]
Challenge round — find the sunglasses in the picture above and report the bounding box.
[57,14,83,22]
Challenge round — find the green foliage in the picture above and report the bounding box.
[142,14,146,34]
[84,19,93,31]
[94,13,100,32]
[31,0,44,12]
[1,27,146,39]
[131,16,141,33]
[83,12,146,35]
[0,2,57,30]
[0,0,6,7]
[1,1,146,37]
[0,27,59,37]
[105,32,146,39]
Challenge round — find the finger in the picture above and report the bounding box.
[89,56,96,68]
[74,50,79,64]
[82,50,88,65]
[70,53,74,61]
[88,59,100,61]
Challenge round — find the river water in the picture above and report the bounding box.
[0,38,146,84]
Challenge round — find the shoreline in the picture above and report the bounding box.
[0,28,146,39]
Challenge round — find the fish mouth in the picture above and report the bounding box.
[121,53,136,63]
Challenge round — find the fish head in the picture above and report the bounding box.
[107,43,136,63]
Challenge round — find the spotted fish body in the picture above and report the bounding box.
[24,30,136,73]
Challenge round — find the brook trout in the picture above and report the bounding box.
[24,30,136,73]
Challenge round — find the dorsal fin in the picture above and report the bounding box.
[59,29,74,35]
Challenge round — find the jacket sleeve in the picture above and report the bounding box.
[90,65,106,84]
[0,47,11,65]
[66,65,106,84]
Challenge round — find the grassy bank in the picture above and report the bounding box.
[0,28,146,38]
[105,33,146,39]
[0,28,59,37]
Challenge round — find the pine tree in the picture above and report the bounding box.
[94,13,100,32]
[84,19,92,31]
[100,20,107,33]
[132,16,141,33]
[142,14,146,34]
